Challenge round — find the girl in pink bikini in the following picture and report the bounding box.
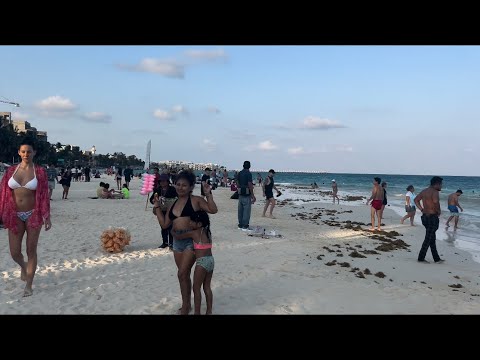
[189,210,214,315]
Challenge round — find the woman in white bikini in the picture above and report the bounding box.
[0,139,52,297]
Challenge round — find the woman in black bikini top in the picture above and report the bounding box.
[153,169,218,315]
[169,196,196,221]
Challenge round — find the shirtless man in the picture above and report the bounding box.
[414,176,444,263]
[366,177,384,231]
[446,190,463,229]
[331,180,339,204]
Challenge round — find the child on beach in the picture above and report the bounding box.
[121,184,130,199]
[189,210,214,315]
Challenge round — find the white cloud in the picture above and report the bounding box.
[301,116,345,130]
[83,112,112,124]
[286,144,353,155]
[245,140,278,152]
[201,138,217,152]
[185,49,227,61]
[259,140,278,151]
[117,58,184,78]
[464,147,474,152]
[172,105,188,115]
[12,111,30,120]
[287,147,305,155]
[153,109,173,120]
[35,96,77,114]
[207,106,221,114]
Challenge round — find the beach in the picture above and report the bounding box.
[1,176,480,314]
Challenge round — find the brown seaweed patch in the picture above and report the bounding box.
[322,246,336,253]
[349,250,367,258]
[361,249,380,255]
[448,284,463,288]
[344,196,365,201]
[375,243,396,252]
[356,271,365,278]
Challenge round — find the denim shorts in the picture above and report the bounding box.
[172,238,194,253]
[196,255,215,273]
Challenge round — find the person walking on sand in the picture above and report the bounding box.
[115,167,123,190]
[150,174,178,249]
[414,176,444,263]
[0,138,52,297]
[236,161,256,230]
[401,185,417,226]
[331,180,340,204]
[46,163,58,200]
[153,170,217,315]
[257,172,263,187]
[262,169,281,219]
[379,181,388,221]
[366,177,384,231]
[446,190,464,229]
[124,165,133,189]
[60,167,72,200]
[188,210,215,315]
[200,167,212,199]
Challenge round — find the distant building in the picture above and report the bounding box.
[5,118,47,141]
[37,131,48,142]
[0,112,12,127]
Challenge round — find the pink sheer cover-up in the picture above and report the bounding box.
[0,164,50,234]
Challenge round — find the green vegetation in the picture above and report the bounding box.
[0,125,144,168]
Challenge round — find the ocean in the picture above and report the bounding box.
[247,172,480,264]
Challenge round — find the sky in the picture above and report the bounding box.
[1,45,479,176]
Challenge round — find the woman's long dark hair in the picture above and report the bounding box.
[175,169,196,186]
[190,210,211,241]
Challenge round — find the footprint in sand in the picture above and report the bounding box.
[4,279,17,292]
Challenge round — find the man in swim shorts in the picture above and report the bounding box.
[446,189,463,229]
[366,177,384,231]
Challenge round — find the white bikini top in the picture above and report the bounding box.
[8,165,38,190]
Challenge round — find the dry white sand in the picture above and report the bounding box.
[1,176,479,314]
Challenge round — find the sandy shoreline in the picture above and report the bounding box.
[1,177,479,314]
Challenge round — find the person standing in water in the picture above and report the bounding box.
[445,190,464,229]
[331,180,340,204]
[366,177,384,231]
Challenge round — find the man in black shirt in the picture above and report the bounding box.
[236,161,256,229]
[201,168,212,198]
